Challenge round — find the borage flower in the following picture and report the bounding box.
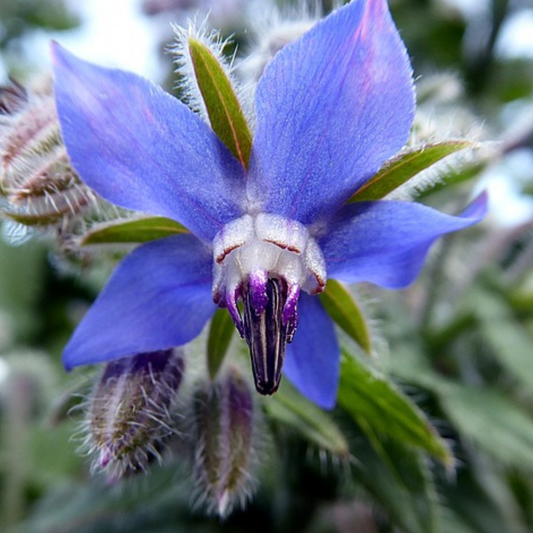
[52,0,486,409]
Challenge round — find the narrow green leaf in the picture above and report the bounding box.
[319,279,372,355]
[390,344,533,473]
[80,217,188,245]
[440,507,481,533]
[349,140,472,202]
[471,288,533,391]
[206,308,235,380]
[338,351,451,464]
[440,465,526,533]
[440,384,533,472]
[189,38,253,168]
[350,423,440,533]
[264,381,350,457]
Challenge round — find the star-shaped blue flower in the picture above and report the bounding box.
[52,0,486,408]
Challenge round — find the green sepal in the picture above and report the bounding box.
[319,279,372,355]
[264,381,350,458]
[338,351,451,464]
[188,38,253,168]
[206,308,236,380]
[349,140,472,202]
[80,217,188,245]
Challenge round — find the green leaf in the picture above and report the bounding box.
[471,288,533,391]
[28,422,84,487]
[390,346,533,473]
[350,423,440,533]
[0,239,47,340]
[80,217,188,245]
[319,279,371,355]
[338,351,451,464]
[20,461,196,533]
[206,308,235,380]
[440,465,526,533]
[349,140,472,202]
[440,384,533,472]
[264,381,350,457]
[188,38,253,168]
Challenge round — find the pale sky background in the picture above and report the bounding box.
[29,0,162,79]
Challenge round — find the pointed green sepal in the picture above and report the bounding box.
[80,217,188,245]
[207,308,236,380]
[319,279,372,355]
[349,140,473,202]
[188,38,253,168]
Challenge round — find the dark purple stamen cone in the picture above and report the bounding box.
[242,278,293,396]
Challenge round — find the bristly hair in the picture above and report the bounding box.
[237,0,329,84]
[170,18,245,124]
[187,367,260,518]
[74,350,185,482]
[0,76,104,244]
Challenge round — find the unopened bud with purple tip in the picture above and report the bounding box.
[191,366,257,517]
[83,349,185,480]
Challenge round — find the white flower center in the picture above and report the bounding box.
[211,213,327,395]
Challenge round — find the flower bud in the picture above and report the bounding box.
[191,367,257,517]
[0,78,28,114]
[84,349,185,480]
[0,77,95,229]
[239,2,321,83]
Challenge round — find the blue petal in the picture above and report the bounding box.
[284,293,340,409]
[319,193,488,288]
[63,235,215,369]
[248,0,415,225]
[51,43,246,242]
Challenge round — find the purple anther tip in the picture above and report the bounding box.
[282,284,300,326]
[248,271,268,315]
[226,287,244,337]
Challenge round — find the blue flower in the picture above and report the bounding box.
[52,0,486,409]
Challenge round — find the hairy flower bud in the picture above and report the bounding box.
[83,349,185,480]
[0,78,28,114]
[191,367,257,517]
[239,2,321,82]
[0,77,95,230]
